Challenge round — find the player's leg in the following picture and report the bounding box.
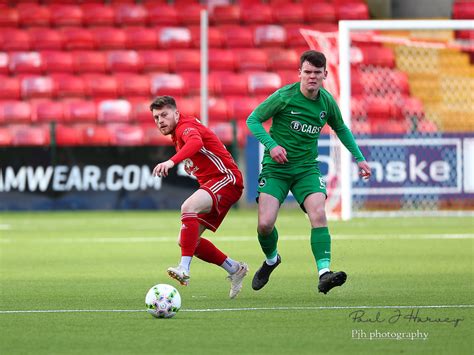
[167,189,213,286]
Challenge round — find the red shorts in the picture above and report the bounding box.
[197,177,243,232]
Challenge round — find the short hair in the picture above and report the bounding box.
[149,96,177,112]
[300,50,326,69]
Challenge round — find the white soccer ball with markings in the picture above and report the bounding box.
[145,284,181,319]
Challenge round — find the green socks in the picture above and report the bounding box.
[311,227,331,272]
[258,227,279,259]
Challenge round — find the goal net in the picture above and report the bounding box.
[301,20,474,219]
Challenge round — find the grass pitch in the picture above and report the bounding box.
[0,210,472,355]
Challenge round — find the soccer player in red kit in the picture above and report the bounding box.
[150,96,248,299]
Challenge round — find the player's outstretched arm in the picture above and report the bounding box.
[153,160,175,178]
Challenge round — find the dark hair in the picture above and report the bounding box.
[300,50,326,69]
[149,96,177,112]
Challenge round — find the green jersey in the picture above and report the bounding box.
[247,83,365,168]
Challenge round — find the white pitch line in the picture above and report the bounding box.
[0,224,11,230]
[0,304,473,314]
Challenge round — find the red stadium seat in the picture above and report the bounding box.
[18,4,51,27]
[1,29,30,51]
[209,49,235,70]
[0,101,32,123]
[106,50,144,73]
[0,76,20,99]
[304,2,336,23]
[139,50,171,72]
[61,28,95,50]
[266,48,299,70]
[107,123,144,145]
[21,76,54,98]
[248,72,282,95]
[359,46,395,67]
[131,99,152,122]
[142,124,173,145]
[62,99,97,122]
[180,71,201,95]
[176,3,203,26]
[41,51,74,73]
[284,25,310,48]
[254,25,286,47]
[92,27,126,50]
[150,73,186,96]
[124,27,157,50]
[276,70,297,86]
[401,97,425,120]
[146,4,178,26]
[97,99,132,123]
[241,3,273,24]
[0,53,7,74]
[170,49,200,72]
[55,124,84,146]
[453,1,474,19]
[114,3,147,26]
[50,5,83,27]
[158,27,192,49]
[0,127,13,146]
[28,28,64,50]
[80,124,111,145]
[72,51,106,73]
[208,97,229,122]
[227,96,261,122]
[220,25,254,48]
[272,3,304,24]
[177,96,200,117]
[82,4,115,27]
[34,100,65,123]
[116,73,150,97]
[9,52,43,74]
[51,74,85,98]
[209,121,232,144]
[0,7,18,27]
[211,5,241,25]
[336,2,370,20]
[83,74,118,98]
[366,97,403,123]
[11,125,50,146]
[211,71,248,95]
[235,49,268,71]
[189,26,224,49]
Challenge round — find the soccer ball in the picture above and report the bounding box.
[145,284,181,319]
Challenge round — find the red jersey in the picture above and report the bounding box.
[169,114,243,188]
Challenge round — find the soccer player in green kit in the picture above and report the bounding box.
[246,50,372,294]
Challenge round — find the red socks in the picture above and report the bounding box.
[194,237,227,266]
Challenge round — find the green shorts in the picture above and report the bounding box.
[257,164,327,211]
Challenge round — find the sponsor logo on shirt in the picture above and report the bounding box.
[319,111,327,119]
[290,120,322,134]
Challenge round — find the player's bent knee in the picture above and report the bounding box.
[257,222,274,236]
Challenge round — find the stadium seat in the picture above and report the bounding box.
[272,3,305,24]
[114,3,147,26]
[11,125,50,146]
[41,51,74,73]
[177,96,200,117]
[51,74,85,98]
[208,97,229,122]
[219,25,254,48]
[139,50,171,72]
[0,101,32,123]
[28,28,64,50]
[72,51,106,73]
[107,123,144,146]
[209,121,233,144]
[211,5,241,25]
[209,49,235,71]
[0,7,18,27]
[266,48,299,70]
[359,46,395,68]
[81,3,115,27]
[106,50,144,73]
[276,69,297,86]
[21,76,54,99]
[18,4,51,27]
[176,3,203,26]
[189,26,224,48]
[170,49,200,72]
[366,97,403,122]
[350,97,367,120]
[0,127,13,146]
[336,1,370,20]
[180,71,202,96]
[284,25,310,48]
[303,2,336,23]
[146,4,178,26]
[158,27,192,49]
[241,3,273,24]
[248,72,282,95]
[0,53,7,75]
[61,28,95,50]
[97,99,132,123]
[92,27,126,50]
[226,96,261,122]
[0,76,20,99]
[452,0,474,19]
[236,49,268,71]
[211,71,248,95]
[142,124,173,145]
[62,99,97,122]
[124,27,157,50]
[115,73,150,97]
[150,73,187,96]
[254,25,286,47]
[131,99,153,122]
[55,123,84,146]
[9,52,43,74]
[1,29,30,51]
[80,124,111,145]
[83,74,118,98]
[34,100,65,123]
[401,97,425,120]
[50,5,83,27]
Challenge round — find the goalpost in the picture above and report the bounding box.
[302,20,474,220]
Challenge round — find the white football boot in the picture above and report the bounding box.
[227,262,249,299]
[167,265,190,286]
